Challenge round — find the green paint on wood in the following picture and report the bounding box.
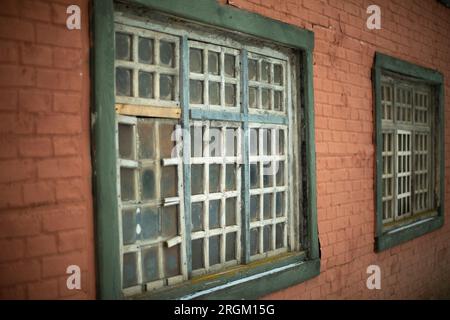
[373,52,445,252]
[92,0,123,300]
[130,0,314,50]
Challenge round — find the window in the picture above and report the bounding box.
[374,53,444,251]
[94,0,318,300]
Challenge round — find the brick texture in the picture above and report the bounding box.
[0,0,95,299]
[0,0,449,300]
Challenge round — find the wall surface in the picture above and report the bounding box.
[0,0,450,299]
[0,0,95,299]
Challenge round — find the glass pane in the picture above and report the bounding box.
[262,129,271,155]
[161,205,178,238]
[138,37,153,64]
[261,88,270,109]
[250,228,259,256]
[161,165,177,198]
[191,164,204,195]
[263,163,273,187]
[118,123,134,160]
[249,87,258,108]
[225,129,237,156]
[141,206,159,240]
[116,68,132,96]
[164,244,180,277]
[142,246,159,282]
[276,161,285,185]
[261,61,270,82]
[274,91,282,111]
[225,164,236,191]
[276,192,285,217]
[208,51,220,75]
[273,64,283,84]
[278,131,285,155]
[250,195,260,222]
[159,41,174,67]
[160,74,174,101]
[276,223,284,249]
[225,232,236,261]
[209,164,221,193]
[191,125,203,157]
[209,81,220,105]
[138,71,154,98]
[190,80,203,104]
[190,48,203,73]
[249,128,258,156]
[115,32,131,61]
[225,197,236,226]
[248,59,257,81]
[209,236,221,266]
[192,238,204,270]
[263,193,272,219]
[225,84,236,106]
[191,202,204,232]
[224,54,235,77]
[122,252,138,288]
[159,123,176,159]
[209,200,220,229]
[263,225,272,252]
[209,127,221,157]
[120,167,136,201]
[137,120,155,160]
[250,163,259,188]
[122,208,136,245]
[141,167,156,201]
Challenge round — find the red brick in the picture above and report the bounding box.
[0,183,23,208]
[55,178,84,201]
[0,89,18,111]
[42,251,87,278]
[53,48,82,70]
[53,92,81,114]
[53,136,81,156]
[0,239,25,262]
[26,234,57,257]
[20,0,52,22]
[37,157,82,179]
[58,229,86,253]
[0,159,34,183]
[0,40,19,63]
[42,205,87,232]
[0,285,27,300]
[0,260,40,286]
[21,44,53,67]
[19,137,53,157]
[0,65,35,87]
[36,114,81,134]
[36,69,82,91]
[51,3,68,25]
[36,23,81,48]
[0,17,34,42]
[27,279,59,300]
[0,212,41,238]
[23,181,56,206]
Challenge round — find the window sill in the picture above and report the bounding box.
[133,252,320,300]
[375,214,444,252]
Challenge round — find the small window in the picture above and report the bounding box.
[94,0,318,300]
[374,53,444,251]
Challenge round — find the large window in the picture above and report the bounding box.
[94,0,318,300]
[374,53,444,251]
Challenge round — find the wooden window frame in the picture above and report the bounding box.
[373,52,445,252]
[92,0,319,299]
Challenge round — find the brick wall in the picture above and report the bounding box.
[0,0,95,299]
[0,0,449,300]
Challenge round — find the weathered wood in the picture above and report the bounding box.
[115,103,181,118]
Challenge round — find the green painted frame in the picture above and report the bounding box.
[92,0,319,299]
[373,52,445,252]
